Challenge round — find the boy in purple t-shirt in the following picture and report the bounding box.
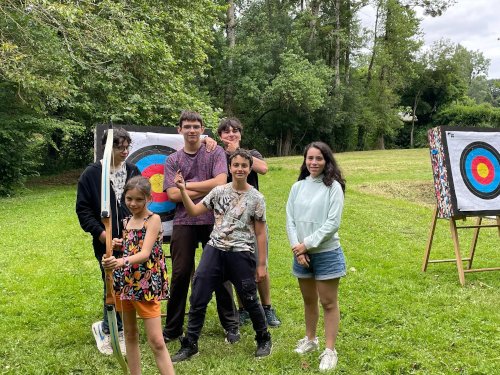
[162,111,239,343]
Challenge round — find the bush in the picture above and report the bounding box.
[0,124,42,196]
[0,116,92,196]
[433,103,500,127]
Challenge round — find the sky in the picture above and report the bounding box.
[359,0,500,79]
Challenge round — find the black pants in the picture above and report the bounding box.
[164,225,238,338]
[186,245,268,343]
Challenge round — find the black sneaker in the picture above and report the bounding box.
[171,337,198,363]
[238,308,250,326]
[224,328,241,344]
[264,307,281,327]
[162,330,181,343]
[255,332,272,358]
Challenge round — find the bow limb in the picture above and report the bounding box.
[101,126,129,374]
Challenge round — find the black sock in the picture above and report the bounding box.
[262,304,271,310]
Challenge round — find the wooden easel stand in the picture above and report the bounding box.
[422,205,500,285]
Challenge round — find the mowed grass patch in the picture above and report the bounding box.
[1,148,499,374]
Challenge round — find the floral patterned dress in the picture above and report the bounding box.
[113,214,169,302]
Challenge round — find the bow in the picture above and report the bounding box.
[101,125,129,374]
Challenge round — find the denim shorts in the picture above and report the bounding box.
[293,247,346,280]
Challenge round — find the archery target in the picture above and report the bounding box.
[128,145,177,221]
[460,142,500,199]
[445,130,500,214]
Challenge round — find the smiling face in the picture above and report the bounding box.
[305,146,326,178]
[124,187,149,216]
[178,120,204,145]
[230,155,251,181]
[220,126,241,148]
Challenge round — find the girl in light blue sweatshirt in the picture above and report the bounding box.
[286,141,346,372]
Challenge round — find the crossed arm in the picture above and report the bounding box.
[167,173,227,202]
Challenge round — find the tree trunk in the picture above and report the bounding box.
[376,134,385,150]
[224,0,236,114]
[410,89,421,148]
[308,0,320,50]
[366,0,382,87]
[279,128,293,156]
[344,0,352,85]
[334,0,341,89]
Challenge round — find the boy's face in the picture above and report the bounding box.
[112,138,130,164]
[230,155,251,181]
[178,120,204,145]
[220,126,241,148]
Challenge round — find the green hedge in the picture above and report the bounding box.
[434,103,500,127]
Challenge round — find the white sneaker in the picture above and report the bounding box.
[118,331,126,355]
[294,336,319,354]
[101,334,113,355]
[319,348,338,371]
[92,321,112,355]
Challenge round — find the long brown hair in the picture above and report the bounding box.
[298,142,345,192]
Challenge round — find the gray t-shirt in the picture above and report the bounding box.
[202,183,266,252]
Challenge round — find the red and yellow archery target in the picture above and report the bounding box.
[460,141,500,200]
[128,145,176,221]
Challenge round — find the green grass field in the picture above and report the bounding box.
[1,149,499,374]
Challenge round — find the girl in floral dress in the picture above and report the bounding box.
[103,176,174,375]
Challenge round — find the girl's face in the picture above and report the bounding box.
[124,188,149,215]
[305,147,326,178]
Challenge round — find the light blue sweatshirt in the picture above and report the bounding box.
[286,175,344,254]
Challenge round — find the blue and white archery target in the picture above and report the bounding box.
[460,142,500,199]
[446,130,500,213]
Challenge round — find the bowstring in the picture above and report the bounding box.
[112,129,126,348]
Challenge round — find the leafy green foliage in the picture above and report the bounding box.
[434,102,500,127]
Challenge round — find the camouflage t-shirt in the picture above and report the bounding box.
[202,183,266,252]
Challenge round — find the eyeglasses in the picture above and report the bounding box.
[115,144,130,152]
[181,125,202,130]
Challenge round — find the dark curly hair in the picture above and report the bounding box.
[229,148,253,168]
[298,142,345,192]
[101,127,132,150]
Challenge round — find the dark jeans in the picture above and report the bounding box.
[186,245,268,343]
[96,253,123,334]
[164,225,238,338]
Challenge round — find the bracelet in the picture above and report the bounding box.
[124,256,130,268]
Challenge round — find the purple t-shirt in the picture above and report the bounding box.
[163,143,228,225]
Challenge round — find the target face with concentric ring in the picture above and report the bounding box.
[459,141,500,199]
[128,145,176,221]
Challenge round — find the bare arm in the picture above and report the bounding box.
[254,220,268,282]
[167,186,205,203]
[184,173,227,193]
[175,172,210,217]
[252,157,268,175]
[202,136,218,152]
